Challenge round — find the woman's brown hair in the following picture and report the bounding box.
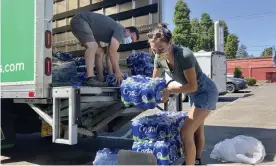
[147,23,172,43]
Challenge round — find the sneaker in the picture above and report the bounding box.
[85,76,108,87]
[195,158,202,165]
[182,157,186,165]
[182,158,202,165]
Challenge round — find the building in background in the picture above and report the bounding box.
[52,0,164,69]
[227,57,276,82]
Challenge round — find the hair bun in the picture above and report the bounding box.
[157,23,168,29]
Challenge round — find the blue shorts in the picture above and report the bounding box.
[188,74,219,110]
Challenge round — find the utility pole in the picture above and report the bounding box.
[272,46,276,67]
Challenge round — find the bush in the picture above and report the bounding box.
[245,78,257,86]
[234,66,242,78]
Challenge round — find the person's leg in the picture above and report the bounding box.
[106,53,114,74]
[83,43,108,87]
[70,16,107,87]
[194,123,205,164]
[104,46,113,74]
[84,42,98,78]
[180,106,209,165]
[95,47,105,81]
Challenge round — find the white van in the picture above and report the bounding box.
[165,51,227,101]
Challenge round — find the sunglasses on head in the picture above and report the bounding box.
[147,32,162,39]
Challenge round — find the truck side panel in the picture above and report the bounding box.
[1,0,35,84]
[1,0,53,98]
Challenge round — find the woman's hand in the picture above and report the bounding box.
[161,88,171,103]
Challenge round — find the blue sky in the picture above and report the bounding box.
[163,0,276,56]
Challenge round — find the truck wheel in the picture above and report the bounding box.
[227,83,236,93]
[1,109,16,150]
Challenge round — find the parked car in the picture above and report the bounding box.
[227,76,248,93]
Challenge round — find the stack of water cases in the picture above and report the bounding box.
[126,52,154,77]
[74,57,128,86]
[52,52,79,84]
[120,75,166,109]
[131,111,187,165]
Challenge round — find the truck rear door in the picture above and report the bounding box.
[211,52,227,94]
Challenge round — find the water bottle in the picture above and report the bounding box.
[145,54,153,63]
[103,66,109,76]
[106,74,116,87]
[148,140,155,153]
[168,140,179,163]
[141,84,156,109]
[126,54,134,68]
[131,67,139,76]
[158,119,172,141]
[131,54,139,66]
[132,141,140,151]
[177,112,187,129]
[55,52,73,61]
[123,73,128,79]
[144,64,154,77]
[153,141,170,165]
[137,53,147,64]
[76,65,86,73]
[131,119,146,142]
[174,135,184,158]
[143,116,158,141]
[129,82,143,105]
[120,82,132,106]
[75,57,86,66]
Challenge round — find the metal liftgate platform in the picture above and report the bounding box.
[27,86,145,145]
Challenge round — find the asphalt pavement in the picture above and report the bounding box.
[2,85,274,165]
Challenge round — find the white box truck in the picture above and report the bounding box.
[0,0,144,148]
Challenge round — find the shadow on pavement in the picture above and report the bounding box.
[203,125,276,165]
[1,134,134,165]
[2,125,275,165]
[235,90,252,93]
[218,93,253,103]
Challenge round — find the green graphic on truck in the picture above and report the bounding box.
[1,0,35,83]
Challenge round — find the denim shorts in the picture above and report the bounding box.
[188,74,219,110]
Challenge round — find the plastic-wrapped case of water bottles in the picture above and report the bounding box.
[93,148,120,165]
[120,75,166,109]
[52,51,128,86]
[75,57,129,87]
[131,111,187,165]
[126,52,154,77]
[52,52,79,84]
[92,111,187,166]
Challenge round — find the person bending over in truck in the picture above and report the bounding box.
[70,11,139,87]
[148,23,219,165]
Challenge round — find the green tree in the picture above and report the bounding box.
[218,20,229,45]
[197,13,214,51]
[190,18,200,51]
[225,34,239,59]
[234,66,242,78]
[172,0,192,48]
[261,47,273,56]
[236,44,249,58]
